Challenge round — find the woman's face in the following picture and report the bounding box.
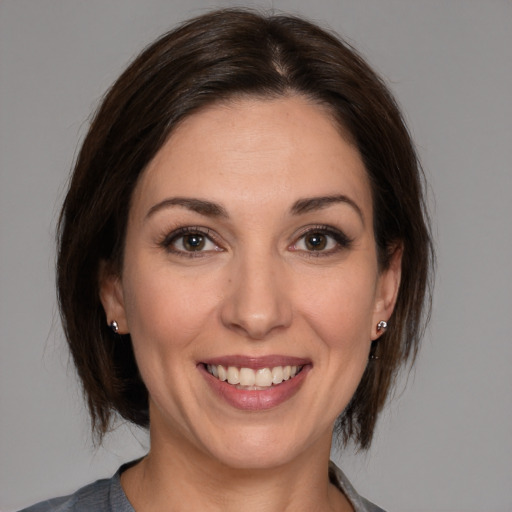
[101,95,400,469]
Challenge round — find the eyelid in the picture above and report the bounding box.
[158,224,352,257]
[289,224,354,253]
[159,226,223,256]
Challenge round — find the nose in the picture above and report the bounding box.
[220,251,292,340]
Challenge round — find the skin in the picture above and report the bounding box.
[100,95,401,512]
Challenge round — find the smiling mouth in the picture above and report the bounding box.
[205,364,304,390]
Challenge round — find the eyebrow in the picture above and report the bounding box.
[145,194,364,223]
[291,195,364,223]
[145,197,228,220]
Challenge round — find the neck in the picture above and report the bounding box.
[121,423,351,512]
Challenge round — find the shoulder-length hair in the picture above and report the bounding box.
[57,8,434,449]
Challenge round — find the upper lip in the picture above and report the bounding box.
[201,355,311,369]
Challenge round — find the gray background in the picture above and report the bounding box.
[1,1,511,511]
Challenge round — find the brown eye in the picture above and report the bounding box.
[183,233,206,251]
[291,226,352,255]
[305,233,327,251]
[163,228,220,255]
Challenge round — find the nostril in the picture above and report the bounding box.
[225,313,290,340]
[219,261,293,339]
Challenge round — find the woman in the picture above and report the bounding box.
[22,8,433,512]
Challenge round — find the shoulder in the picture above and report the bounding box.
[18,470,133,512]
[329,461,387,512]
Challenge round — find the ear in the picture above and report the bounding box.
[99,261,128,334]
[371,244,403,340]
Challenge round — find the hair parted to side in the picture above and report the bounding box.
[57,8,434,449]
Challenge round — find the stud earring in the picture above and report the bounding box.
[377,320,388,332]
[109,320,119,334]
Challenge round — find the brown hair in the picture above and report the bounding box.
[57,8,434,448]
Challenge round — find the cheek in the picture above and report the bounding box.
[120,267,213,403]
[124,258,213,334]
[313,271,377,395]
[298,264,378,352]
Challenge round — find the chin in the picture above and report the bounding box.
[197,421,330,471]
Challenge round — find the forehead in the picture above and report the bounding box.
[133,95,372,219]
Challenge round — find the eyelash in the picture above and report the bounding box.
[290,225,354,257]
[159,224,353,258]
[159,226,221,258]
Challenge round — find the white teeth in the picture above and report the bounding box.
[239,367,256,386]
[217,365,227,381]
[227,366,240,385]
[271,366,283,384]
[207,364,302,388]
[255,368,273,387]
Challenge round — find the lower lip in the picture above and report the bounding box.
[199,364,311,411]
